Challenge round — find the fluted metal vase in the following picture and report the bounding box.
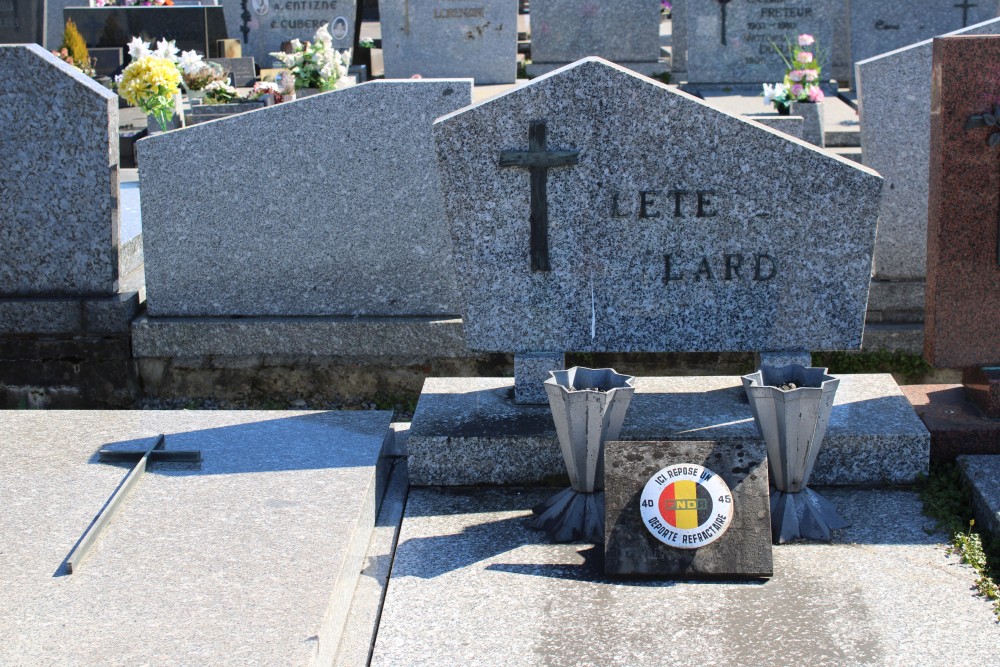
[530,367,636,544]
[742,365,849,544]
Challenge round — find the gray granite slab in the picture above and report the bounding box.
[137,80,471,317]
[528,0,660,66]
[371,486,999,666]
[831,0,850,82]
[513,351,564,404]
[746,114,805,139]
[407,374,930,486]
[685,0,835,84]
[850,0,1000,69]
[958,455,1000,538]
[131,314,467,357]
[0,45,119,297]
[857,18,1000,283]
[219,0,356,68]
[434,58,881,353]
[671,0,687,75]
[379,0,517,84]
[604,440,772,578]
[0,409,392,665]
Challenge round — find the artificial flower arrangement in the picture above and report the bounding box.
[762,33,824,113]
[182,60,227,91]
[270,22,348,91]
[115,37,202,131]
[203,80,238,104]
[52,19,95,77]
[90,0,174,7]
[51,47,95,77]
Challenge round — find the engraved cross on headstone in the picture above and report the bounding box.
[719,0,733,45]
[499,121,580,272]
[955,0,978,27]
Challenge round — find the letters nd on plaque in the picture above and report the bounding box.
[499,121,580,272]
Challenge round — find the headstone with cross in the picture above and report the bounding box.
[66,434,201,573]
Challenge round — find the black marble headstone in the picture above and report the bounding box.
[211,56,256,87]
[604,440,773,579]
[64,6,228,59]
[0,0,44,44]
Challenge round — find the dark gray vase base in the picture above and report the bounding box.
[770,488,849,544]
[529,488,605,544]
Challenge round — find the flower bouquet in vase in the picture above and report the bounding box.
[762,33,826,146]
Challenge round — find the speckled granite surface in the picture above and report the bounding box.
[138,80,471,318]
[925,36,1000,367]
[0,410,391,665]
[529,0,660,65]
[0,45,119,296]
[371,487,999,667]
[407,374,929,486]
[959,454,1000,537]
[434,59,881,353]
[857,18,1000,282]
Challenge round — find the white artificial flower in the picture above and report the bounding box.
[127,36,150,60]
[314,23,333,47]
[178,49,203,74]
[290,38,303,51]
[154,39,180,63]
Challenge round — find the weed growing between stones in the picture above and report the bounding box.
[918,463,1000,620]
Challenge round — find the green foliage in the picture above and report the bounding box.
[61,19,90,71]
[918,463,1000,619]
[811,350,932,384]
[652,71,671,85]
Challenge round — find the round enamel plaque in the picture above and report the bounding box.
[640,464,734,549]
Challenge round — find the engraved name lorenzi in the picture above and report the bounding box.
[611,189,778,285]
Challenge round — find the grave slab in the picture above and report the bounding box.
[434,59,881,354]
[958,454,1000,538]
[371,487,998,667]
[0,409,392,665]
[379,0,517,84]
[407,374,929,487]
[857,18,1000,285]
[901,384,1000,461]
[138,80,471,317]
[528,0,660,69]
[220,0,354,67]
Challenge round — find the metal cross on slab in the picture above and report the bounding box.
[718,0,732,45]
[965,104,1000,265]
[955,0,978,27]
[66,434,201,573]
[499,121,581,272]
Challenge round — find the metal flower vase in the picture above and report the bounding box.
[530,367,636,543]
[742,365,848,544]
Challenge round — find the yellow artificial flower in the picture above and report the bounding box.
[118,55,181,108]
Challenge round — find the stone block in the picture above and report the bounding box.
[904,384,1000,460]
[925,35,1000,367]
[746,114,805,139]
[407,374,929,486]
[0,45,119,296]
[513,351,564,405]
[379,0,517,84]
[529,0,660,68]
[685,0,834,84]
[434,58,881,353]
[866,280,926,313]
[83,292,140,334]
[671,0,687,74]
[857,19,1000,282]
[604,440,772,578]
[137,80,471,317]
[958,455,1000,537]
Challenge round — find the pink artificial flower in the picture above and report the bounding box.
[804,70,818,82]
[796,51,814,64]
[808,86,825,103]
[791,84,805,98]
[798,34,815,47]
[788,70,804,82]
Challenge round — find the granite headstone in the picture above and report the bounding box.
[0,0,43,44]
[604,440,772,578]
[670,0,687,76]
[526,0,661,76]
[850,0,1000,70]
[0,44,119,296]
[925,35,1000,367]
[137,80,471,317]
[857,18,1000,287]
[211,56,257,86]
[685,0,834,84]
[219,0,356,68]
[379,0,517,84]
[432,58,882,354]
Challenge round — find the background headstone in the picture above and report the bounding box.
[925,35,1000,367]
[671,0,686,77]
[526,0,661,75]
[220,0,356,68]
[379,0,517,84]
[211,56,256,86]
[857,18,1000,291]
[0,0,43,44]
[0,44,119,296]
[686,0,834,84]
[433,58,882,354]
[850,0,1000,69]
[137,80,472,317]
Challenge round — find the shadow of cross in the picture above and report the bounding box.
[718,0,732,46]
[955,0,978,27]
[65,434,201,574]
[499,120,581,272]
